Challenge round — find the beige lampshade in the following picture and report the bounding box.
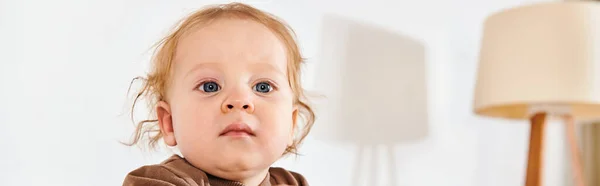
[473,1,600,120]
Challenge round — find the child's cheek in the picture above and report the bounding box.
[257,93,294,109]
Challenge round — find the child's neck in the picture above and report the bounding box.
[209,168,269,186]
[238,169,269,186]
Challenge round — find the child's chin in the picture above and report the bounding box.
[219,154,269,172]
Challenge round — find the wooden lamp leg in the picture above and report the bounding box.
[525,113,547,186]
[564,115,585,186]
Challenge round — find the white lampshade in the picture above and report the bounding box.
[474,1,600,120]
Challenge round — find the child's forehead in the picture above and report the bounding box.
[173,18,288,72]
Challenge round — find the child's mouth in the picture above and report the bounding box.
[219,123,255,137]
[222,130,253,137]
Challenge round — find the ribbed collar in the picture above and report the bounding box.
[169,155,272,186]
[207,172,271,186]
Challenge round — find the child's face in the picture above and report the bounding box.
[157,18,297,177]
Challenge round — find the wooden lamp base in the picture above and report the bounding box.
[524,113,585,186]
[525,113,546,186]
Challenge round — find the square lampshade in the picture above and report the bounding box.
[473,1,600,120]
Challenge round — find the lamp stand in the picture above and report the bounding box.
[565,115,585,186]
[524,113,585,186]
[525,113,546,186]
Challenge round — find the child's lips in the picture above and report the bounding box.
[219,123,255,137]
[222,130,253,137]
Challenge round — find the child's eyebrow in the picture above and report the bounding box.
[183,62,221,80]
[249,63,286,79]
[182,62,286,80]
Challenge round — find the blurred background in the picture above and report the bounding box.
[0,0,596,186]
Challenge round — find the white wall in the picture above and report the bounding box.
[0,0,569,186]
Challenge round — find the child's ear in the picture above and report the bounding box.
[289,107,299,146]
[157,101,177,146]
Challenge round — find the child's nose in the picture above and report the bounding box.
[221,99,255,113]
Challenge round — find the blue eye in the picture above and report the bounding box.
[199,81,220,92]
[253,82,272,93]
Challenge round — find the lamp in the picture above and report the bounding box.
[473,1,600,186]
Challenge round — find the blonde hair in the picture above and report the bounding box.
[124,2,315,155]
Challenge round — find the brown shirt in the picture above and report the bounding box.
[123,155,308,186]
